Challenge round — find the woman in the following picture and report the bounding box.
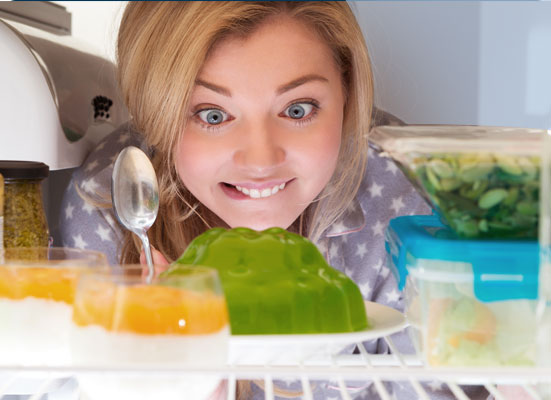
[61,3,486,399]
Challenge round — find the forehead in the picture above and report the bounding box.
[199,16,339,82]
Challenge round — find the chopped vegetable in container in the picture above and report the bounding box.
[371,125,545,239]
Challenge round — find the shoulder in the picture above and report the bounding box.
[73,122,147,201]
[370,107,405,128]
[359,142,431,219]
[360,107,428,216]
[323,115,431,300]
[59,122,147,264]
[77,121,146,179]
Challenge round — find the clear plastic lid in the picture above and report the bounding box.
[370,125,545,163]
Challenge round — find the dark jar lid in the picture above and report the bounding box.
[0,161,49,180]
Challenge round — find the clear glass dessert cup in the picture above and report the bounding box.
[70,264,229,400]
[0,247,109,367]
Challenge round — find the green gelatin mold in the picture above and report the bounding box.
[162,227,370,335]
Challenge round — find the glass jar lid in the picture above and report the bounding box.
[0,161,49,180]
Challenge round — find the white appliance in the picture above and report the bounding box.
[0,3,129,247]
[0,16,128,170]
[0,5,129,395]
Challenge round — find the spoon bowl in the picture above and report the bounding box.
[111,146,159,282]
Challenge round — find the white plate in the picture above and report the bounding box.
[228,301,407,365]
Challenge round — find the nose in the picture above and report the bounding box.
[233,124,286,172]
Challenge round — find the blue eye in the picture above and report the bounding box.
[197,109,227,125]
[284,103,314,119]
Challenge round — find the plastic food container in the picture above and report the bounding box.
[0,247,108,366]
[371,125,545,239]
[537,131,551,398]
[385,214,540,366]
[71,265,229,400]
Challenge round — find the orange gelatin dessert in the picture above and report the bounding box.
[0,265,91,366]
[70,273,229,400]
[0,266,81,303]
[72,280,228,335]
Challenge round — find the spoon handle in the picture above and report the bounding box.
[139,230,154,283]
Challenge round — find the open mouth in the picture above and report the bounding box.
[220,180,292,200]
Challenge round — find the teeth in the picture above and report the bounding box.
[233,182,286,199]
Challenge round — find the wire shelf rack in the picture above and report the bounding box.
[1,331,550,400]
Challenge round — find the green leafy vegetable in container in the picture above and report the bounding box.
[370,125,544,239]
[414,152,539,238]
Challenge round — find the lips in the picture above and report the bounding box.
[220,180,292,200]
[235,182,285,198]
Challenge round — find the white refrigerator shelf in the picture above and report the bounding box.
[1,334,550,400]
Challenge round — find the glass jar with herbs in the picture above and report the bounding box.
[0,161,49,248]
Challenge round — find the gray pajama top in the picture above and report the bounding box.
[59,118,487,400]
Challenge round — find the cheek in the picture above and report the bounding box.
[326,124,343,161]
[308,115,342,178]
[174,135,208,188]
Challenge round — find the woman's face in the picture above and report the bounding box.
[176,16,345,230]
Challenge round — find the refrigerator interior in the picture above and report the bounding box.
[1,1,551,399]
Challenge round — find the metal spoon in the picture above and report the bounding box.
[112,146,159,283]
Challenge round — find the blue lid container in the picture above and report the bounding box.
[385,215,538,302]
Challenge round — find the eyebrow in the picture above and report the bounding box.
[195,79,232,97]
[276,74,329,95]
[194,74,329,98]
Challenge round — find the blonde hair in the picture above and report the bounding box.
[117,1,373,264]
